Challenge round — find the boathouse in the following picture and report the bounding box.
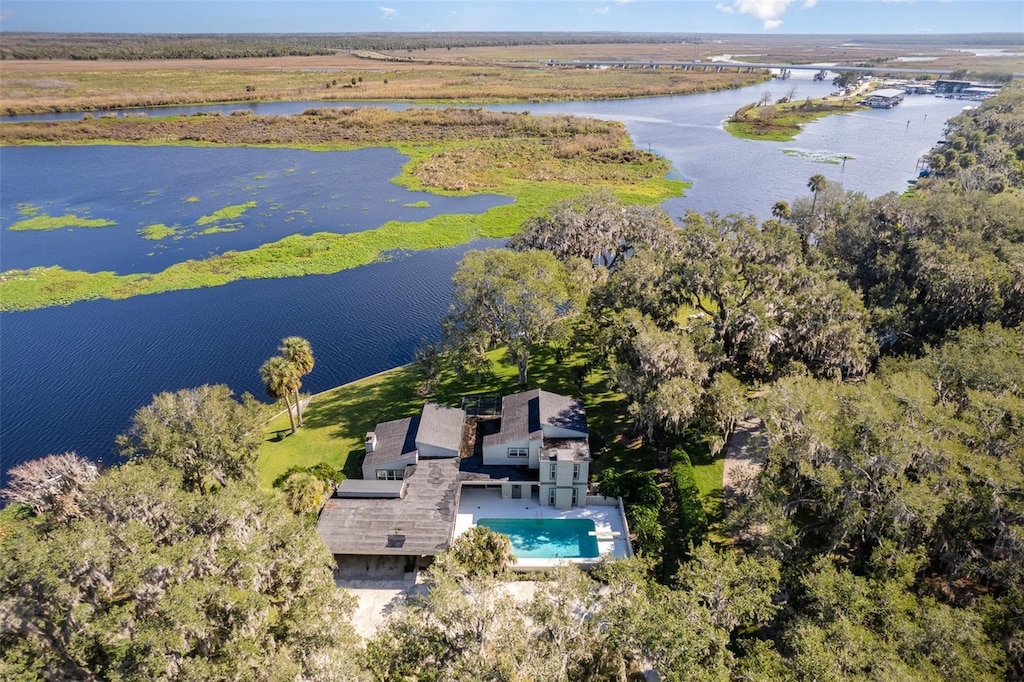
[861,89,905,109]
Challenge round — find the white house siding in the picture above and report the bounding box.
[482,438,534,466]
[361,453,417,480]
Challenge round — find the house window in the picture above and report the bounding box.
[548,487,557,505]
[573,463,581,481]
[508,447,528,458]
[376,469,403,480]
[549,463,557,480]
[571,487,579,506]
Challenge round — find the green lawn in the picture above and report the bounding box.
[256,343,728,555]
[257,345,641,489]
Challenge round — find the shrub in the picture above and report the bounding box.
[447,526,514,577]
[670,449,708,553]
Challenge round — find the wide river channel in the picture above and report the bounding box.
[0,73,969,477]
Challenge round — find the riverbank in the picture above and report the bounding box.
[0,109,684,312]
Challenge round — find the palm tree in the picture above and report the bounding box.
[807,174,827,220]
[260,355,299,434]
[280,336,314,426]
[771,200,792,221]
[804,174,828,256]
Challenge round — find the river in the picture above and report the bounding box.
[0,74,968,479]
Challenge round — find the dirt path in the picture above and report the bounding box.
[722,417,767,501]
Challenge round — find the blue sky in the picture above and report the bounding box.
[0,1,1021,35]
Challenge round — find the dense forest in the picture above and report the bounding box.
[2,84,1022,680]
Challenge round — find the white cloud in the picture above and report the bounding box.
[716,0,821,29]
[379,6,399,20]
[595,5,611,13]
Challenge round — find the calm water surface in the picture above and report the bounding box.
[0,78,970,478]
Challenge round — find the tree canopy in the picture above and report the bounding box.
[116,384,265,494]
[443,248,583,385]
[0,459,362,681]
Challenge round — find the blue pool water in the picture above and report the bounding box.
[477,518,599,559]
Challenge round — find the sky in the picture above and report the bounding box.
[0,0,1021,35]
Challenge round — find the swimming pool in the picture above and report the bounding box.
[477,518,600,559]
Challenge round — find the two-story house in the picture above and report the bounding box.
[481,389,590,510]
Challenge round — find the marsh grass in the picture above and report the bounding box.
[0,64,764,116]
[0,109,685,311]
[8,213,116,231]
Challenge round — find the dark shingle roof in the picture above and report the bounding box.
[537,390,588,434]
[417,403,466,454]
[482,389,587,448]
[317,459,461,555]
[363,416,418,469]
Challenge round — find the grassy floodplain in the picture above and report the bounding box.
[0,108,684,312]
[0,54,766,116]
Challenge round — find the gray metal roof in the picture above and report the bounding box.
[416,403,466,454]
[335,479,407,498]
[866,88,904,99]
[362,416,418,469]
[483,389,587,448]
[316,460,461,556]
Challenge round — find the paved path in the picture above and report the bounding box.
[722,417,767,501]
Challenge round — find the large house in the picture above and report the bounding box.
[316,389,600,567]
[481,389,590,509]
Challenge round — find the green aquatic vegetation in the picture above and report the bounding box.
[198,223,243,235]
[195,201,257,226]
[8,213,116,231]
[253,173,269,180]
[138,223,179,240]
[183,196,200,203]
[16,203,41,216]
[403,200,430,208]
[0,111,685,311]
[781,149,855,165]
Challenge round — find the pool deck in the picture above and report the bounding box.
[454,487,630,569]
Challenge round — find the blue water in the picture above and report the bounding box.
[0,146,509,273]
[0,79,969,482]
[477,518,599,559]
[0,240,502,471]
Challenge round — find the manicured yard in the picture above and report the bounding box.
[258,345,638,489]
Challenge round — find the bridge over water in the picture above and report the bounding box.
[549,60,1023,79]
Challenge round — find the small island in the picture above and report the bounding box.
[724,94,862,141]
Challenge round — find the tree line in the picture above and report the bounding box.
[1,32,711,61]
